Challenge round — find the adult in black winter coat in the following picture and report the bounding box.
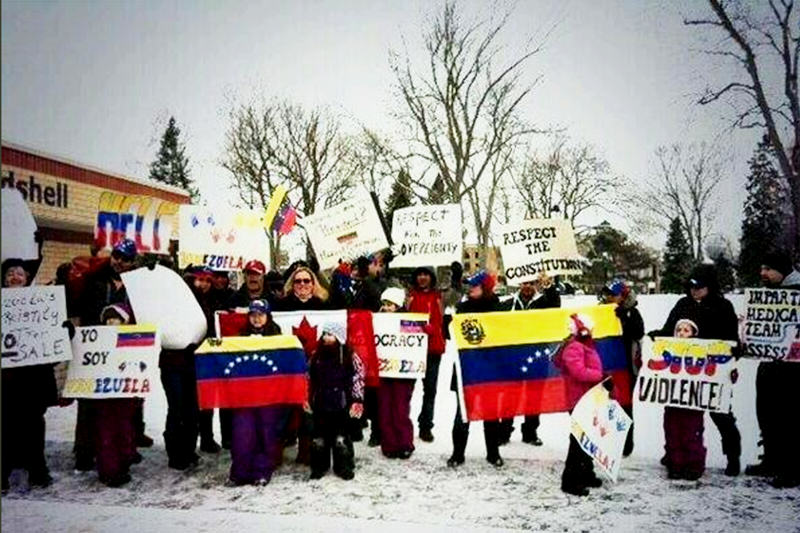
[650,264,742,476]
[274,266,329,312]
[448,271,504,469]
[498,275,561,446]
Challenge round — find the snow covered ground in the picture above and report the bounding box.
[3,295,799,532]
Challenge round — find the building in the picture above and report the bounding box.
[462,244,503,276]
[1,141,191,283]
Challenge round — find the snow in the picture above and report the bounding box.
[3,295,799,532]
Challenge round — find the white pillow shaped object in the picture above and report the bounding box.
[1,188,38,261]
[122,264,207,349]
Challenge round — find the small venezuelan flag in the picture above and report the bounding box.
[452,304,631,422]
[116,326,157,348]
[195,335,308,409]
[263,185,297,236]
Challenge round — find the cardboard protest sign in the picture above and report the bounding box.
[122,265,207,349]
[1,188,38,262]
[496,219,583,283]
[1,286,72,368]
[741,288,800,362]
[178,205,270,271]
[95,192,179,255]
[570,381,632,482]
[373,312,428,379]
[637,337,737,413]
[390,204,462,268]
[63,325,160,398]
[303,191,389,270]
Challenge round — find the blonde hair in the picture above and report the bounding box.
[285,266,328,301]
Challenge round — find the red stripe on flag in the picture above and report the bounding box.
[116,338,156,347]
[277,206,297,235]
[463,370,631,421]
[197,374,307,409]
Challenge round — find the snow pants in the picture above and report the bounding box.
[311,409,355,479]
[92,398,137,484]
[377,378,415,456]
[451,397,501,462]
[230,406,290,484]
[663,406,706,476]
[755,361,800,478]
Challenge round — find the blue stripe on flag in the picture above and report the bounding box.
[196,349,307,380]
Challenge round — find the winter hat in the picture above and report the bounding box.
[100,302,133,324]
[192,265,214,280]
[686,264,719,293]
[265,270,284,287]
[761,250,793,277]
[112,238,137,260]
[411,266,437,287]
[248,299,270,315]
[606,279,629,297]
[568,313,594,338]
[381,287,406,308]
[321,321,346,345]
[674,318,699,337]
[244,260,266,275]
[466,270,497,293]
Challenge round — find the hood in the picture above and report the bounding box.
[782,269,800,288]
[410,266,437,289]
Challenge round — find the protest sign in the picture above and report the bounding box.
[637,337,737,413]
[373,312,428,379]
[303,191,389,270]
[571,381,632,482]
[122,265,207,349]
[1,188,38,262]
[1,286,72,368]
[63,324,160,398]
[741,288,800,362]
[390,204,461,268]
[495,218,583,283]
[178,205,270,271]
[94,192,179,255]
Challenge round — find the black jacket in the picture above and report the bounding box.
[501,285,561,311]
[79,263,128,326]
[274,294,328,312]
[658,293,738,341]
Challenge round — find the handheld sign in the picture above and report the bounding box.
[495,218,583,283]
[741,288,800,362]
[63,324,160,398]
[373,312,428,379]
[303,191,389,271]
[178,205,270,271]
[390,204,462,268]
[1,286,72,368]
[1,188,38,262]
[638,337,737,413]
[570,381,632,483]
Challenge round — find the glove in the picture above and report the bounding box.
[646,329,660,342]
[730,368,739,384]
[602,374,614,393]
[614,306,627,319]
[62,320,76,340]
[349,402,363,419]
[58,397,75,407]
[303,401,312,414]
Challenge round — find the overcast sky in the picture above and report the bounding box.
[1,0,760,252]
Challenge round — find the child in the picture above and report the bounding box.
[308,322,364,480]
[91,303,140,487]
[663,318,706,481]
[376,287,415,459]
[559,313,605,497]
[228,299,286,486]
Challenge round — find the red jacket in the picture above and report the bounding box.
[561,337,603,410]
[407,288,445,355]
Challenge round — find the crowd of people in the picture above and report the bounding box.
[2,237,799,497]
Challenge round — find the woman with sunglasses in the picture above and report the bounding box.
[275,266,329,311]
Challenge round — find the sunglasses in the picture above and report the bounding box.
[293,278,313,285]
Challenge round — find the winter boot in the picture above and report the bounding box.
[448,424,468,468]
[332,435,355,481]
[745,461,776,477]
[623,426,634,457]
[725,456,740,477]
[309,437,329,480]
[296,435,311,465]
[484,421,503,467]
[419,428,434,443]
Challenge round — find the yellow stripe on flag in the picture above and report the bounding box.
[117,324,158,334]
[452,304,621,349]
[263,185,288,229]
[195,334,303,354]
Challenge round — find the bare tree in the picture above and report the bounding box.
[390,2,544,259]
[633,143,726,261]
[221,98,354,267]
[685,0,799,253]
[346,127,415,201]
[511,136,620,228]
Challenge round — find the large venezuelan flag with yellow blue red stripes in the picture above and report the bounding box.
[195,335,308,409]
[452,304,631,422]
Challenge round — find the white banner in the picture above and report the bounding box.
[303,192,389,271]
[570,381,632,483]
[1,188,38,261]
[272,310,348,354]
[390,204,462,268]
[741,288,800,362]
[63,325,160,398]
[178,205,270,271]
[496,218,583,282]
[1,286,72,368]
[637,337,737,413]
[373,313,428,379]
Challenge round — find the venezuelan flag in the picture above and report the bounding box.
[452,304,631,422]
[116,325,157,348]
[195,335,308,409]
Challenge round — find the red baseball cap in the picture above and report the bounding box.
[244,260,266,275]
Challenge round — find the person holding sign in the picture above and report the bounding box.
[745,251,800,489]
[376,287,416,459]
[648,265,742,477]
[1,258,62,492]
[448,271,504,469]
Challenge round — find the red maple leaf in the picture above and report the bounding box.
[292,317,319,357]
